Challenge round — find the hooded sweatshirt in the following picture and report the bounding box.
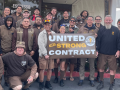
[0,16,15,54]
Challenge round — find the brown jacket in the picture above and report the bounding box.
[0,56,4,79]
[16,19,34,28]
[0,25,15,53]
[0,17,16,27]
[77,25,98,34]
[12,12,23,23]
[12,25,37,53]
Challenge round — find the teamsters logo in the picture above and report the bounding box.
[85,36,95,46]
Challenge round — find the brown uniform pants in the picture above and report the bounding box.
[98,54,117,70]
[8,70,35,89]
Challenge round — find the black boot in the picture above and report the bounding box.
[78,80,83,86]
[109,83,114,90]
[22,88,30,90]
[45,81,53,90]
[90,80,95,87]
[39,82,45,90]
[60,79,64,87]
[9,88,13,90]
[96,81,104,90]
[53,77,58,83]
[113,79,115,86]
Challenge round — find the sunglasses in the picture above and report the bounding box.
[70,20,75,22]
[45,20,51,22]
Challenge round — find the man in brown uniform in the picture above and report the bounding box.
[0,7,16,27]
[2,41,38,90]
[80,10,89,24]
[0,16,15,55]
[96,15,120,90]
[12,18,37,56]
[77,16,98,87]
[16,10,34,28]
[32,16,43,68]
[38,20,55,90]
[0,57,4,90]
[12,6,23,24]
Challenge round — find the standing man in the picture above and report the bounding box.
[64,17,79,81]
[80,10,89,24]
[77,16,98,87]
[96,15,120,90]
[2,41,38,90]
[0,7,16,27]
[30,8,42,21]
[95,16,103,29]
[12,6,23,23]
[51,7,59,24]
[45,12,59,33]
[38,20,55,90]
[0,7,11,26]
[16,10,34,28]
[95,16,103,82]
[76,15,85,29]
[0,16,15,55]
[59,11,70,27]
[12,18,37,55]
[32,16,43,69]
[0,57,4,90]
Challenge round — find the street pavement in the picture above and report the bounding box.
[1,76,120,90]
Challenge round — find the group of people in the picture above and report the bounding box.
[0,5,120,90]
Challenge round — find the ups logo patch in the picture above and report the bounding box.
[112,31,114,35]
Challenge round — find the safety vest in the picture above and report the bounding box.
[16,27,34,51]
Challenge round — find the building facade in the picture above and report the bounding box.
[0,0,118,25]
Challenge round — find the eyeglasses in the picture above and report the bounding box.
[70,20,75,22]
[95,19,101,20]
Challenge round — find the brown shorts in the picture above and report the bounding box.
[98,53,117,70]
[39,57,54,69]
[8,70,31,88]
[66,58,77,64]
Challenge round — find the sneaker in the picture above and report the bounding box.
[45,81,53,90]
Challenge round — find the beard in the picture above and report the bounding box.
[105,24,112,29]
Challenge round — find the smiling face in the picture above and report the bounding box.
[4,8,10,16]
[95,16,102,24]
[16,47,25,56]
[51,9,57,16]
[23,12,30,18]
[69,18,76,26]
[6,20,12,27]
[104,16,113,29]
[87,17,94,26]
[59,26,65,34]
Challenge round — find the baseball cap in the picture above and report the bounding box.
[70,16,76,21]
[16,41,25,48]
[44,19,51,24]
[23,10,29,13]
